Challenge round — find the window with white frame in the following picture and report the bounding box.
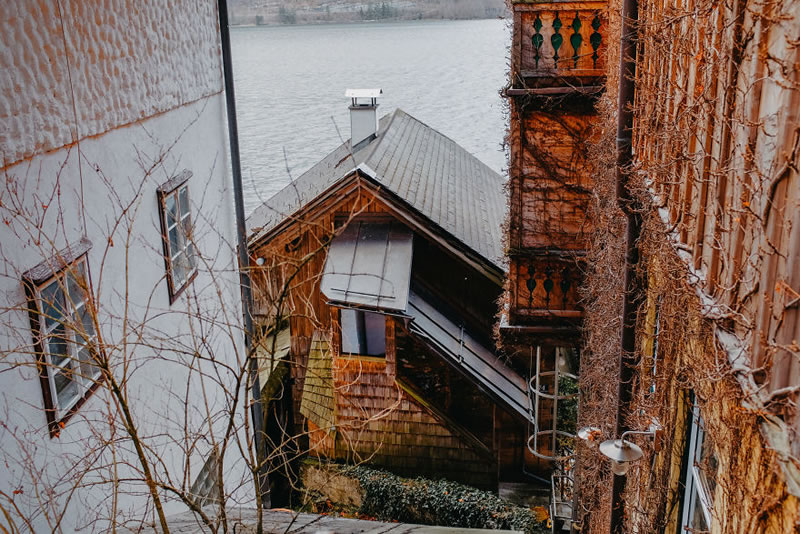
[680,398,717,533]
[24,239,101,435]
[340,308,386,357]
[157,171,197,302]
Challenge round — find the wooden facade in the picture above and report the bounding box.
[501,1,608,486]
[505,0,606,328]
[571,0,800,528]
[250,174,526,489]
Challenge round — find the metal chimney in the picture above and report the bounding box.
[346,88,382,150]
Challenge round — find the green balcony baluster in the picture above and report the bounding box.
[570,13,582,68]
[532,14,544,69]
[551,13,563,69]
[590,14,602,69]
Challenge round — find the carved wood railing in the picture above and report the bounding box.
[513,2,607,81]
[509,257,584,323]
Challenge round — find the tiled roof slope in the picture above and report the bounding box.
[247,109,507,269]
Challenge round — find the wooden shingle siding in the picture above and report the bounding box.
[329,357,494,488]
[300,333,335,432]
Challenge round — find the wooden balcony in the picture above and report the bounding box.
[507,256,584,327]
[511,1,608,90]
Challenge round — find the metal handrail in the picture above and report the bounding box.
[527,346,578,461]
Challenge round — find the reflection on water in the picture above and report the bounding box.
[231,19,510,215]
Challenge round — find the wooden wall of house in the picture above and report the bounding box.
[394,320,552,479]
[251,182,395,434]
[251,182,391,343]
[585,0,800,527]
[303,317,496,488]
[613,255,800,534]
[506,106,596,325]
[251,180,506,488]
[510,110,596,253]
[629,0,800,406]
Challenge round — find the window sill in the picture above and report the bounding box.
[338,354,386,364]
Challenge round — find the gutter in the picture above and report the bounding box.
[611,0,641,528]
[217,0,271,508]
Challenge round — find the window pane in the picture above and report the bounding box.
[341,308,363,354]
[172,251,187,287]
[180,251,194,280]
[697,430,718,499]
[689,489,709,531]
[165,193,178,227]
[179,186,189,217]
[187,243,197,270]
[78,346,100,382]
[66,268,86,302]
[169,226,181,257]
[54,367,79,407]
[363,311,386,356]
[41,281,66,331]
[47,324,70,367]
[182,215,192,248]
[78,303,95,339]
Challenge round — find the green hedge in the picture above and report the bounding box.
[345,466,549,534]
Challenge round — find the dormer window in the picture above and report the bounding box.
[157,171,197,302]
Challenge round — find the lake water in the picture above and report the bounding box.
[230,19,511,215]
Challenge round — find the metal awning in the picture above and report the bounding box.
[320,221,413,313]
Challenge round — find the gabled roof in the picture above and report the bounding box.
[247,109,507,269]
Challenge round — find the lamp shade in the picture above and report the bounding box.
[599,439,644,475]
[577,426,603,447]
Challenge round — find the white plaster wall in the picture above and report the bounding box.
[1,0,223,168]
[0,1,254,531]
[0,92,253,534]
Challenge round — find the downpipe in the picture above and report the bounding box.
[611,0,641,528]
[217,0,271,508]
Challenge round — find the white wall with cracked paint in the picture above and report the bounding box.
[0,1,254,532]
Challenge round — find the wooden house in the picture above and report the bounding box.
[247,92,535,490]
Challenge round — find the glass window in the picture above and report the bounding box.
[158,176,197,302]
[28,256,101,430]
[340,308,386,356]
[680,400,717,533]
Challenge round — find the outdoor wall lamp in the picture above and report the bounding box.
[577,418,663,476]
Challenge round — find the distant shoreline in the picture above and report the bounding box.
[230,16,507,28]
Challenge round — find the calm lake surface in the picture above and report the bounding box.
[231,19,511,215]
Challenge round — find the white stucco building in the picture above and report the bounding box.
[0,1,254,531]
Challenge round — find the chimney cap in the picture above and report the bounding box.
[345,88,383,98]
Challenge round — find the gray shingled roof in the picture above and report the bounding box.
[247,109,506,269]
